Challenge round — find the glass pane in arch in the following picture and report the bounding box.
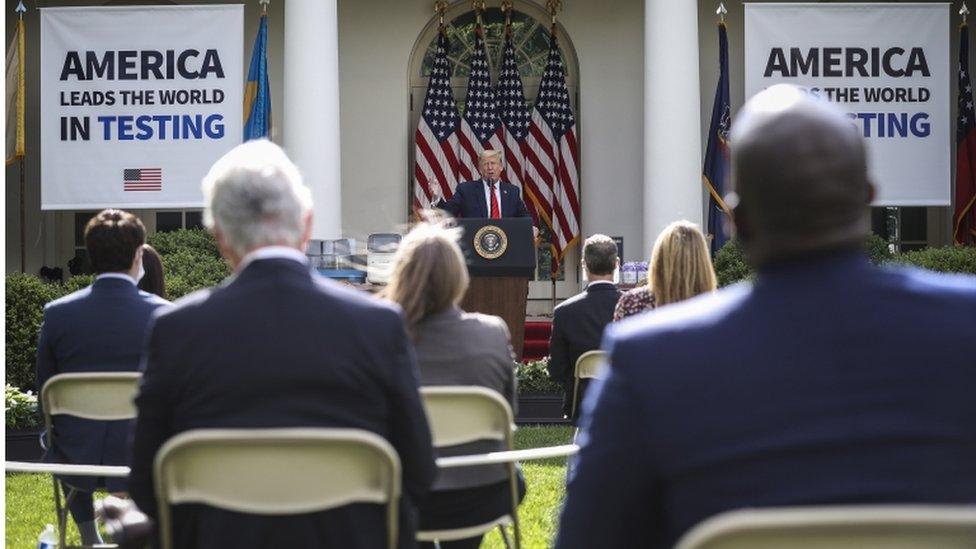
[420,8,553,80]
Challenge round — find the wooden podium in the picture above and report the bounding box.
[456,218,535,361]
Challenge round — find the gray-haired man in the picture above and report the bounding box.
[129,140,435,548]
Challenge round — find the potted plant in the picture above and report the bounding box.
[5,384,43,462]
[515,358,568,424]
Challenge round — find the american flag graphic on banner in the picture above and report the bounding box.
[414,31,462,210]
[123,168,162,192]
[525,31,580,273]
[496,31,538,224]
[457,25,503,181]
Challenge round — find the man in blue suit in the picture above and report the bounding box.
[435,150,532,220]
[36,209,170,545]
[556,85,976,549]
[129,140,436,548]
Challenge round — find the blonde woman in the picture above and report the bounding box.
[384,221,525,549]
[613,220,718,321]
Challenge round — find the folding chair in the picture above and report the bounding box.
[418,386,521,549]
[153,428,402,549]
[674,505,976,549]
[570,350,608,420]
[41,372,143,549]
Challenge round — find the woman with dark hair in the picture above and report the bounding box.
[137,244,166,299]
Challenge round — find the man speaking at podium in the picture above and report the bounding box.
[434,150,533,219]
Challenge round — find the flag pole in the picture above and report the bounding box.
[17,1,27,273]
[546,0,562,314]
[962,2,970,25]
[717,2,727,24]
[259,0,269,14]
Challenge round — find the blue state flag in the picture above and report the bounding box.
[702,22,732,256]
[243,13,271,141]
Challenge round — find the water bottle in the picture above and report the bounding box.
[621,262,637,285]
[37,524,57,549]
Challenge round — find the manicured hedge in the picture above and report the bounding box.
[147,229,230,299]
[5,273,93,391]
[708,234,965,287]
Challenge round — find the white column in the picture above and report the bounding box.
[643,0,703,250]
[284,0,342,240]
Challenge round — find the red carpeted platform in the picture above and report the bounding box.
[523,320,552,361]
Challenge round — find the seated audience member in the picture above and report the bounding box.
[137,244,166,299]
[613,220,717,321]
[129,140,436,549]
[547,234,621,423]
[384,220,525,549]
[555,84,976,549]
[36,209,170,546]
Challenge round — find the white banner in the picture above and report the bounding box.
[40,5,243,210]
[745,3,950,206]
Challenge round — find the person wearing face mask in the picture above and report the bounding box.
[35,209,171,546]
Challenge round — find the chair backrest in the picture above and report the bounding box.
[674,506,976,549]
[420,386,514,449]
[571,351,608,419]
[40,372,142,440]
[153,428,402,549]
[574,350,607,382]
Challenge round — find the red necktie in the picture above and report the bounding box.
[489,182,500,219]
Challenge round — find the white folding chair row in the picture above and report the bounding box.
[34,377,542,549]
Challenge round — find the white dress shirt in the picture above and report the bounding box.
[95,272,138,285]
[482,179,503,218]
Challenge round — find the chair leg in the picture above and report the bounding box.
[57,481,78,548]
[498,524,513,549]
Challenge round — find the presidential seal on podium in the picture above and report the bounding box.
[473,225,508,259]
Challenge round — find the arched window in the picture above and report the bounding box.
[408,2,580,291]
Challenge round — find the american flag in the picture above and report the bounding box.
[414,31,462,210]
[525,32,580,274]
[457,25,503,181]
[123,168,162,192]
[955,23,976,245]
[496,31,539,223]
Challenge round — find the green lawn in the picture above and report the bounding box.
[5,425,572,549]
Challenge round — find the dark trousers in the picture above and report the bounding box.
[63,481,95,522]
[418,475,527,549]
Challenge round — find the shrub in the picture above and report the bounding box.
[148,229,230,299]
[517,358,562,394]
[712,239,752,287]
[5,384,40,430]
[160,249,230,299]
[865,234,894,265]
[147,228,221,258]
[892,245,976,275]
[712,234,901,286]
[5,274,61,391]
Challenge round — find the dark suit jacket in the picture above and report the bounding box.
[556,252,976,549]
[547,282,620,422]
[436,179,531,218]
[129,258,436,549]
[35,276,170,491]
